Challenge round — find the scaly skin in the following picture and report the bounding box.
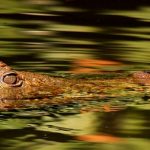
[132,71,150,85]
[0,61,149,109]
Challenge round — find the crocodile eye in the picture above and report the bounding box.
[3,73,17,84]
[2,72,23,87]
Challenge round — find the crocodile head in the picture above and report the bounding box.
[0,61,64,101]
[0,61,149,109]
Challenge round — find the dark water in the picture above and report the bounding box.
[0,0,150,149]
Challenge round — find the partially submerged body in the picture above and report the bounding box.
[0,61,149,109]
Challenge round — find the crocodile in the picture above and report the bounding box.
[0,61,149,109]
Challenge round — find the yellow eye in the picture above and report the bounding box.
[2,72,23,87]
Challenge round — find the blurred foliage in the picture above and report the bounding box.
[0,0,149,72]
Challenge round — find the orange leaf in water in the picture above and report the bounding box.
[70,59,124,74]
[73,59,122,67]
[76,134,123,143]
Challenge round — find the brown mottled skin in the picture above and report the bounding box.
[0,61,149,109]
[132,71,150,85]
[0,61,103,100]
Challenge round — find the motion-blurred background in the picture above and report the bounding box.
[0,0,150,73]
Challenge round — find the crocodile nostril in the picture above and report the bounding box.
[143,71,150,74]
[132,71,150,85]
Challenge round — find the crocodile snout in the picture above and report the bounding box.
[132,71,150,85]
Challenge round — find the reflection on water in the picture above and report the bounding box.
[0,0,150,72]
[0,105,150,150]
[0,0,150,149]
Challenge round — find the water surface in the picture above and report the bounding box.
[0,0,150,149]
